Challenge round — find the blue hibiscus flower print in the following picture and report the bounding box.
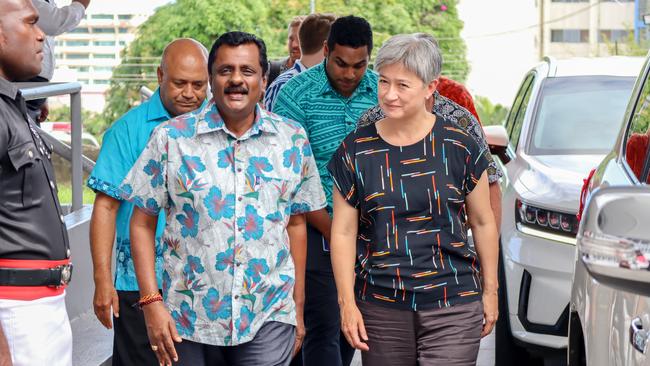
[176,203,199,238]
[162,270,171,300]
[215,248,235,272]
[172,301,196,337]
[302,141,313,157]
[265,211,283,223]
[145,198,160,213]
[205,106,223,129]
[183,255,205,281]
[237,205,264,241]
[262,275,293,311]
[246,156,273,178]
[179,155,206,180]
[290,202,311,215]
[202,288,232,321]
[118,184,133,200]
[283,146,302,174]
[217,147,235,170]
[235,305,256,338]
[166,115,196,139]
[204,187,235,221]
[276,249,289,267]
[245,258,269,284]
[143,159,164,188]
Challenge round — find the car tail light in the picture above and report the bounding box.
[516,199,578,237]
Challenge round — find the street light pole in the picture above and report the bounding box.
[310,0,315,13]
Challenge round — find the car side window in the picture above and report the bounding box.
[510,75,536,150]
[624,69,650,183]
[505,74,535,139]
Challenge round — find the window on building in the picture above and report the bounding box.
[67,53,90,59]
[598,29,630,43]
[69,27,89,34]
[119,41,127,46]
[91,14,114,20]
[118,14,133,20]
[93,41,116,47]
[74,66,90,72]
[92,27,115,34]
[66,40,90,47]
[93,53,116,59]
[551,29,589,43]
[93,66,114,73]
[118,27,129,33]
[93,80,110,85]
[78,79,89,84]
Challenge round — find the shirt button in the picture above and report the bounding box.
[237,168,242,173]
[235,261,241,267]
[27,150,33,158]
[238,197,243,202]
[238,227,243,232]
[234,295,240,300]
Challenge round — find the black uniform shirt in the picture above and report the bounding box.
[0,77,69,260]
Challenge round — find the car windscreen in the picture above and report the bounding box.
[528,76,636,155]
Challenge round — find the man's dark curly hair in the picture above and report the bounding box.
[326,15,373,55]
[208,31,268,76]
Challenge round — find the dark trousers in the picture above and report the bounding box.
[175,321,295,366]
[357,300,484,366]
[295,225,355,366]
[112,291,159,366]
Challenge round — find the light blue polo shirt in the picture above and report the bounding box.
[87,89,175,291]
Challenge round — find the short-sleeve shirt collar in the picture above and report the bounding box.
[197,101,279,138]
[317,60,375,98]
[147,88,173,123]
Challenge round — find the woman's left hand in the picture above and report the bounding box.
[481,290,498,338]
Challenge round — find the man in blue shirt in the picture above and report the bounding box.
[87,38,209,366]
[273,16,376,366]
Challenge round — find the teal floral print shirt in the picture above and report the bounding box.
[119,102,326,346]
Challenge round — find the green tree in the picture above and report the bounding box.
[101,0,468,135]
[48,105,107,138]
[475,95,509,127]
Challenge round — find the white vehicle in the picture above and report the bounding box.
[485,56,644,365]
[570,52,650,366]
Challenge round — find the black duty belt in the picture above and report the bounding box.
[0,264,73,287]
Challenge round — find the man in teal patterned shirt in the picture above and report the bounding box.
[273,15,377,366]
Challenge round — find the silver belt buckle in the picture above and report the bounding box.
[55,264,73,286]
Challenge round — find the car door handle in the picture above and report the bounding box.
[630,317,649,354]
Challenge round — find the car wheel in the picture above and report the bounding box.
[495,244,535,365]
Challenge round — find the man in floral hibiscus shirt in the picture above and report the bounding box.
[121,31,325,366]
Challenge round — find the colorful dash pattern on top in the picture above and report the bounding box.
[327,115,489,311]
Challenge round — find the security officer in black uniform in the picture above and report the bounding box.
[0,1,73,365]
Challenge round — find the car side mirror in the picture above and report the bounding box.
[577,185,650,297]
[484,125,511,164]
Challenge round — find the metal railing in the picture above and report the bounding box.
[15,81,92,212]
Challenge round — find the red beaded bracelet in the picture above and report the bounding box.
[138,294,163,309]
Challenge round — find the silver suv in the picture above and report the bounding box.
[570,52,650,366]
[485,56,644,365]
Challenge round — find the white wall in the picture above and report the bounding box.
[458,0,539,106]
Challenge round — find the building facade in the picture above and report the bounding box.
[51,1,167,112]
[541,0,637,58]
